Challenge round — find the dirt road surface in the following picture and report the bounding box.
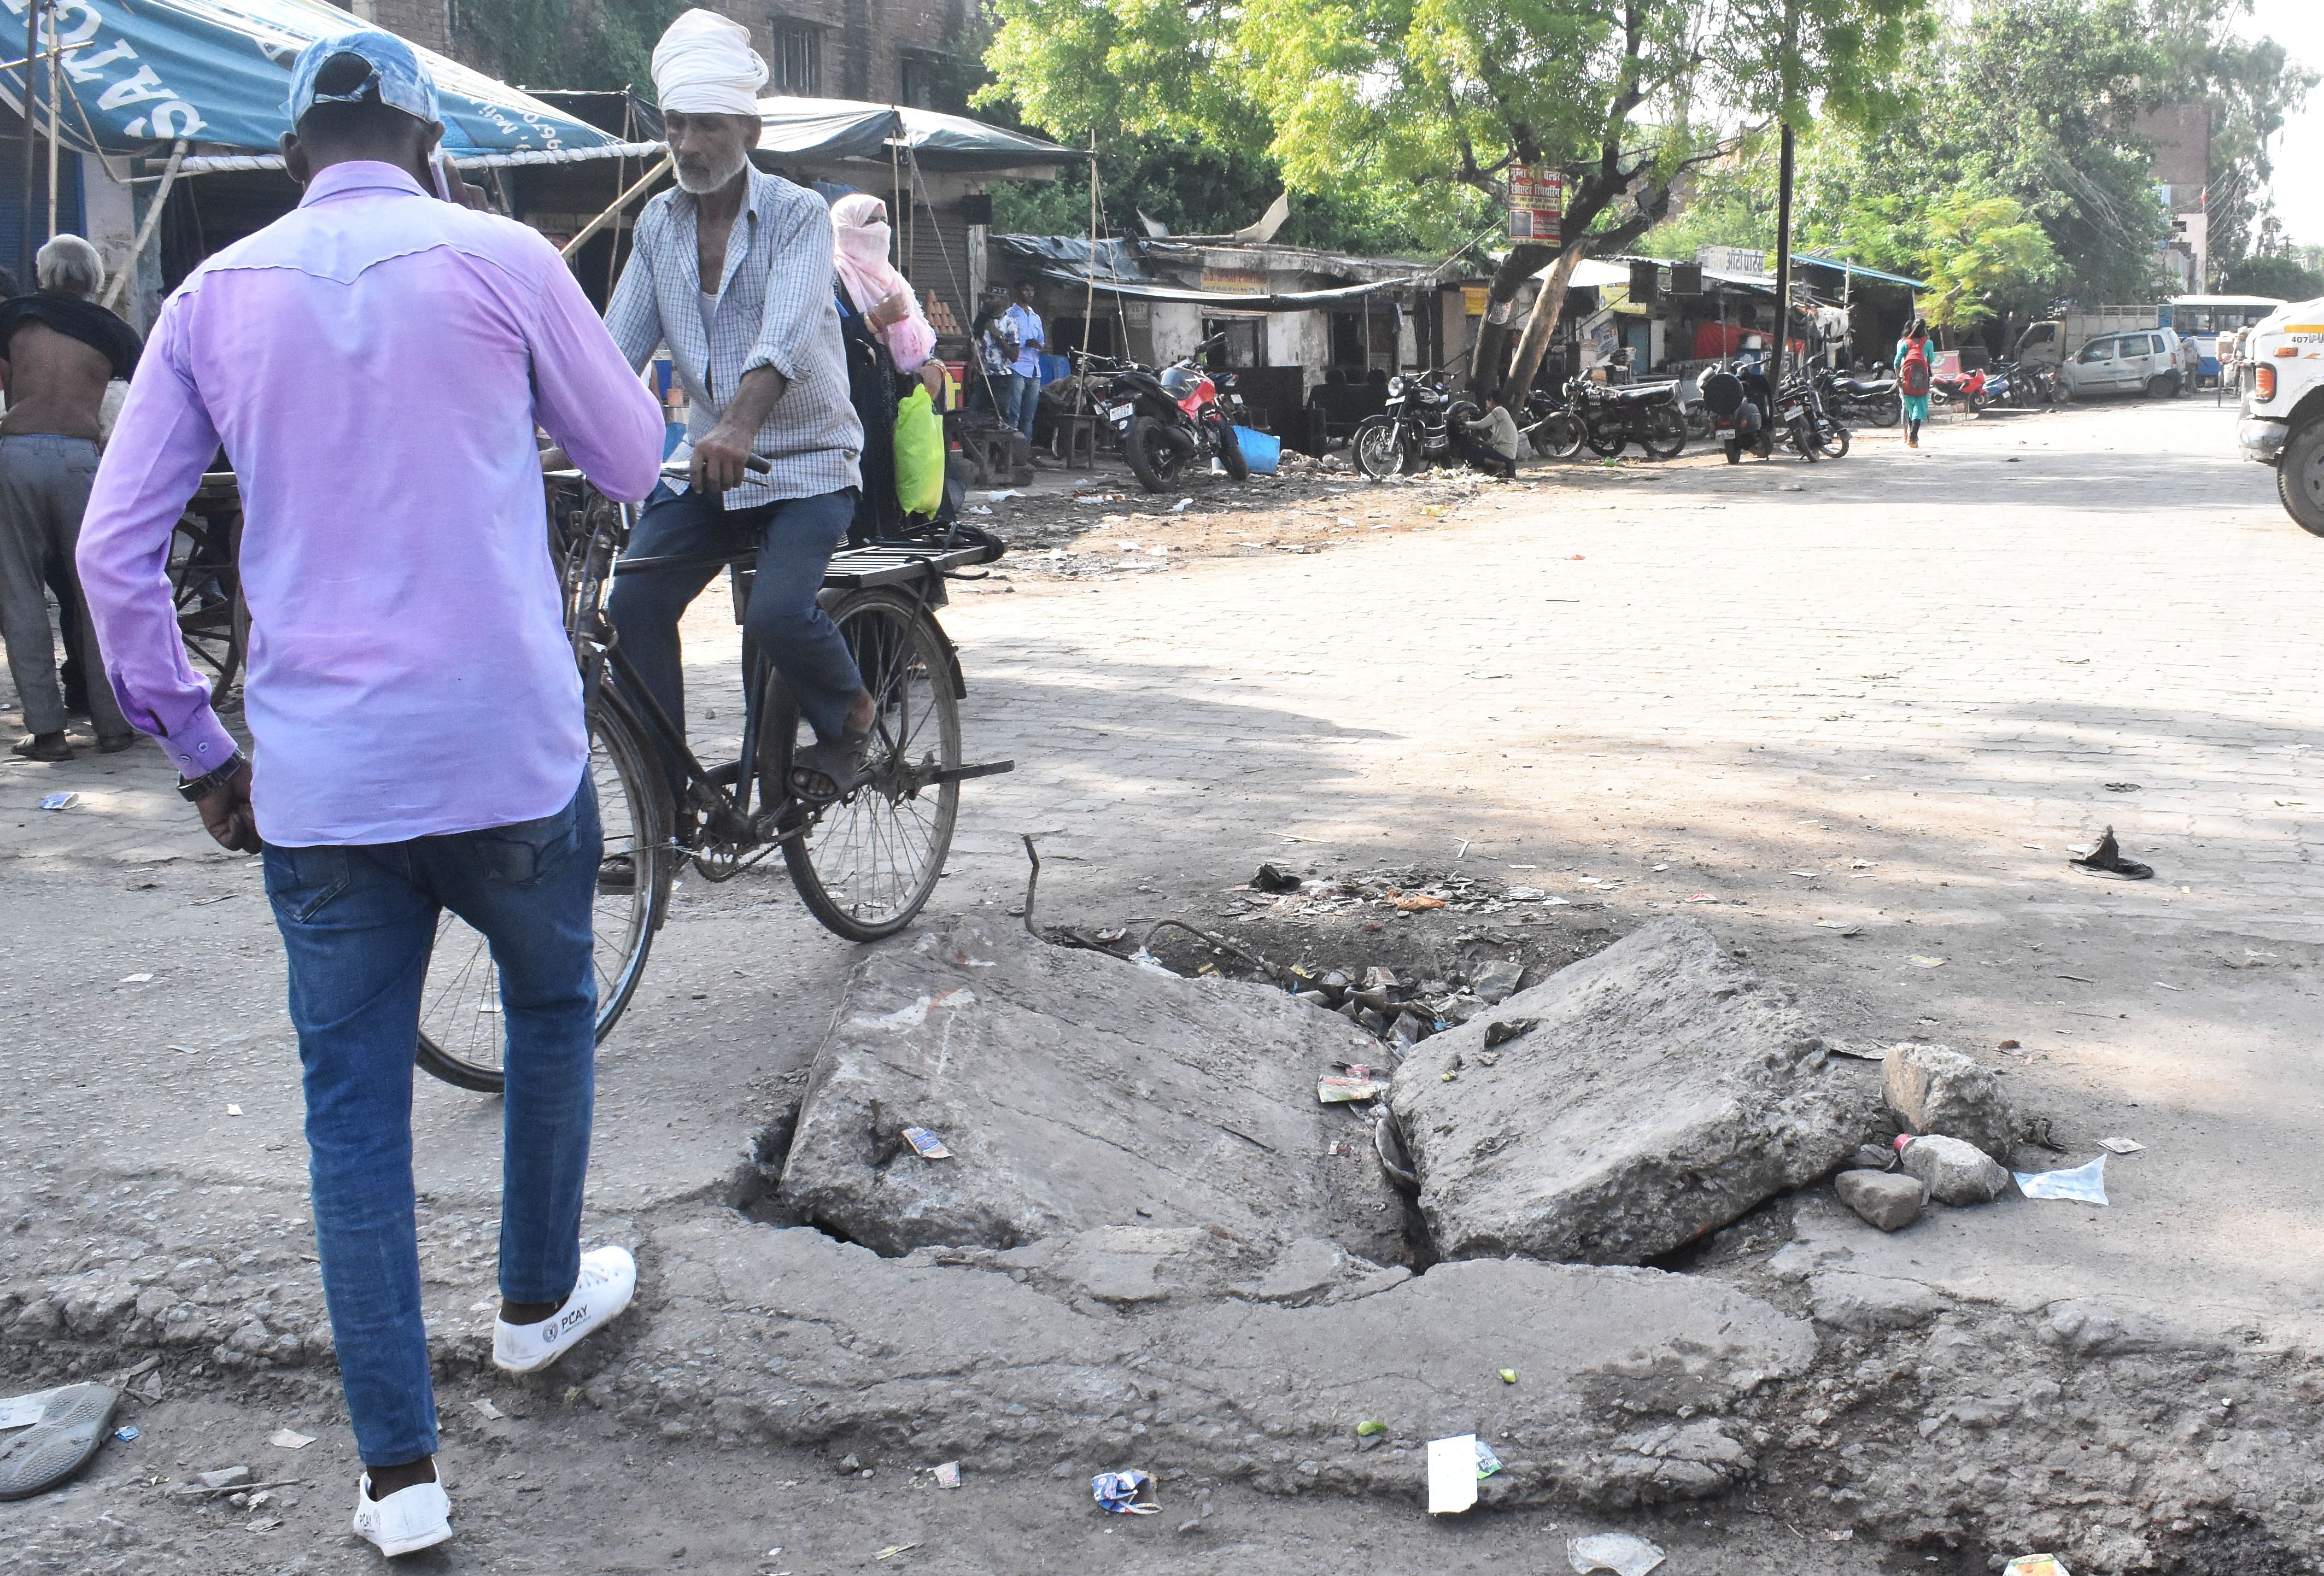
[7,400,2323,1573]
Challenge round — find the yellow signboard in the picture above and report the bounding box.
[1202,266,1268,295]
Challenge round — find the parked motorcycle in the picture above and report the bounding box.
[1801,375,1851,458]
[1931,365,1989,415]
[1702,366,1829,464]
[1520,384,1585,460]
[1353,366,1482,479]
[1813,366,1902,428]
[1564,374,1688,460]
[2000,359,2068,407]
[1084,336,1250,492]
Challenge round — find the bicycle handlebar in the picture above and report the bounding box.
[658,453,775,480]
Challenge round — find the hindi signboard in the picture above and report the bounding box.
[1508,165,1564,243]
[1696,244,1768,276]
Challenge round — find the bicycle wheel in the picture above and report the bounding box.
[413,694,671,1094]
[168,515,245,702]
[762,589,961,943]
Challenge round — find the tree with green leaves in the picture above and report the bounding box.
[2148,1,2315,276]
[1840,188,2058,327]
[982,0,1928,402]
[2218,254,2324,302]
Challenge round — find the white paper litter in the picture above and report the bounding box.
[268,1428,315,1449]
[1426,1434,1479,1515]
[1568,1532,1667,1576]
[2097,1136,2145,1155]
[0,1388,60,1429]
[2015,1155,2108,1204]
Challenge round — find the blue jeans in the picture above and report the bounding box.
[606,488,863,765]
[264,778,600,1468]
[1003,372,1041,442]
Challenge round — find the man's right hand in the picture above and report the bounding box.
[689,367,786,496]
[689,425,755,495]
[196,758,259,854]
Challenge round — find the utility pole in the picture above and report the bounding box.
[1770,120,1795,393]
[44,4,58,242]
[18,0,38,284]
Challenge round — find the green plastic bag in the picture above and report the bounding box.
[894,384,944,517]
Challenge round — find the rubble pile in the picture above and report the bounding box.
[767,918,1404,1263]
[1386,919,1875,1265]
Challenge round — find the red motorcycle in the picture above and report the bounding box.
[1087,333,1250,492]
[1931,365,1989,414]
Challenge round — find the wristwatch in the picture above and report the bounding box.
[177,751,245,804]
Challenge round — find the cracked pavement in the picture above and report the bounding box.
[8,401,2324,1571]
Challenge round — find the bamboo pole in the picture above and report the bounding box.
[558,152,671,260]
[44,8,59,240]
[99,138,184,311]
[18,0,38,283]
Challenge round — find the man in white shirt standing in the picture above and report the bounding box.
[1000,280,1045,445]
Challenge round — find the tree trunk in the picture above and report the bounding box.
[1497,242,1587,407]
[1466,240,1557,396]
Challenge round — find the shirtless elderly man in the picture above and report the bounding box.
[0,234,141,760]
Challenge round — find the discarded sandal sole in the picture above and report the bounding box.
[1374,1111,1419,1194]
[2068,825,2153,881]
[0,1384,120,1500]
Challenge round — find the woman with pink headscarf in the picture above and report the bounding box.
[830,193,944,400]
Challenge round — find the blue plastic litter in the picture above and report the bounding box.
[113,1425,138,1443]
[1233,426,1280,474]
[1091,1468,1159,1514]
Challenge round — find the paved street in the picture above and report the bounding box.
[7,397,2323,1569]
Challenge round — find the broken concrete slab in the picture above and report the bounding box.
[610,1210,1815,1510]
[775,917,1403,1260]
[1883,1043,2018,1163]
[1899,1135,2010,1206]
[1835,1169,1925,1231]
[1808,1270,1946,1331]
[1386,918,1876,1266]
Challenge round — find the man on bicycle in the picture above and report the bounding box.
[604,8,876,802]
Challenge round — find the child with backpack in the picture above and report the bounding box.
[1895,317,1933,449]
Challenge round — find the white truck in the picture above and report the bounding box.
[2234,296,2324,535]
[2015,306,2163,367]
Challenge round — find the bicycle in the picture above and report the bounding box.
[412,461,1013,1094]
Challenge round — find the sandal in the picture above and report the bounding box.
[0,1383,119,1501]
[2069,826,2153,881]
[788,730,875,804]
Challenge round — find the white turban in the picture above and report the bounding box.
[652,9,768,116]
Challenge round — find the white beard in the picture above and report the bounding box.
[674,144,749,195]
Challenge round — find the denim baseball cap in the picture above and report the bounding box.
[284,28,441,128]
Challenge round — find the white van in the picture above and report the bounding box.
[2061,327,2188,399]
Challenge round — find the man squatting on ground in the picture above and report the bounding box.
[76,32,664,1557]
[0,235,143,760]
[602,8,880,804]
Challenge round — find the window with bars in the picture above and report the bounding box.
[769,20,821,95]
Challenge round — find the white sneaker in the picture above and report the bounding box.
[491,1245,637,1374]
[351,1473,451,1557]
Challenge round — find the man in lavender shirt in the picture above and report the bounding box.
[75,32,663,1559]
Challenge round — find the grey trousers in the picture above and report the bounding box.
[0,433,126,739]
